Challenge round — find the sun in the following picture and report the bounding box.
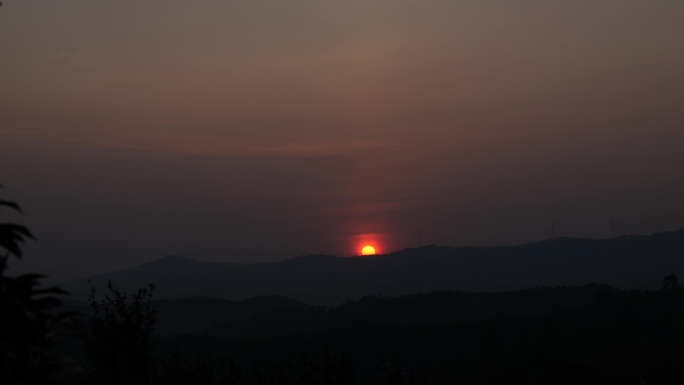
[361,245,376,255]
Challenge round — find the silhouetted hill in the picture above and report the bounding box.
[153,295,311,334]
[60,229,684,305]
[54,284,615,336]
[153,287,684,384]
[197,284,618,337]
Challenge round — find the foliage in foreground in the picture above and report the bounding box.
[80,281,156,385]
[0,188,74,384]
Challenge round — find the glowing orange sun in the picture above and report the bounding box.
[361,245,376,255]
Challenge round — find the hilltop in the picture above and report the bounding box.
[60,230,684,305]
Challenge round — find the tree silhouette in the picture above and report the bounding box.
[82,280,157,385]
[0,187,73,384]
[661,273,679,291]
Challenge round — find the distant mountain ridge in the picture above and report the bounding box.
[60,229,684,305]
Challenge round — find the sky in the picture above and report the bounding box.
[1,0,684,281]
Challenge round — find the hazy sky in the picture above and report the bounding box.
[2,0,683,281]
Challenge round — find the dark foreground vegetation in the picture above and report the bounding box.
[49,277,684,385]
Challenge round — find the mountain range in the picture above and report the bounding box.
[60,229,684,306]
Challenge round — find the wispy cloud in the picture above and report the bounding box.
[0,130,395,158]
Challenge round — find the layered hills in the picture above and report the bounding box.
[60,229,684,306]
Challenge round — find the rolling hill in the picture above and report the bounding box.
[60,230,684,306]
